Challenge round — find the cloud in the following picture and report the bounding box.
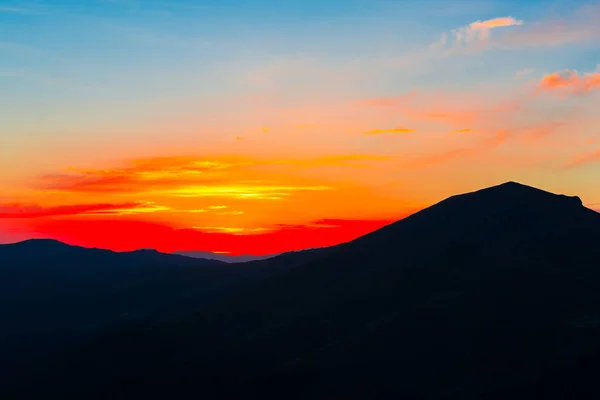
[403,131,506,168]
[470,17,524,30]
[564,149,600,169]
[0,201,169,219]
[218,210,244,216]
[280,155,392,168]
[451,128,472,133]
[363,127,415,135]
[40,156,236,193]
[165,185,331,200]
[39,155,388,195]
[434,16,523,53]
[191,226,270,234]
[538,70,600,94]
[427,5,600,56]
[357,90,522,128]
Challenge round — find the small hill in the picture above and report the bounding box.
[0,240,303,387]
[174,250,278,263]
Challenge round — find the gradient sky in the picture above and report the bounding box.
[1,0,599,254]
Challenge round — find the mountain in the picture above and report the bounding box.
[0,240,318,387]
[174,250,278,263]
[5,182,600,399]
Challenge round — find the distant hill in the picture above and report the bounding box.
[5,182,600,399]
[174,250,278,263]
[0,240,318,387]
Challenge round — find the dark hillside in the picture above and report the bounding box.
[5,182,600,399]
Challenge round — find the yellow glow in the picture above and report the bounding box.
[165,185,332,199]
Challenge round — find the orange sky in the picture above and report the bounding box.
[2,2,600,254]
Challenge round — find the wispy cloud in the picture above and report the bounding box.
[451,128,472,134]
[363,127,415,135]
[564,149,600,169]
[165,185,331,200]
[454,16,523,45]
[426,5,600,57]
[191,226,271,235]
[41,157,234,193]
[0,201,169,218]
[218,210,244,216]
[39,155,389,194]
[402,130,506,169]
[357,89,522,128]
[431,16,523,54]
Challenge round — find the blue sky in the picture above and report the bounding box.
[2,0,598,95]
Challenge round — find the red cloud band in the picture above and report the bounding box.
[0,202,159,218]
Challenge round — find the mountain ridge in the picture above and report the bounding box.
[4,181,600,399]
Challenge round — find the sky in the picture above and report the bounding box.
[1,0,599,255]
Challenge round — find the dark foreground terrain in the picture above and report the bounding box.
[3,182,600,399]
[0,239,326,386]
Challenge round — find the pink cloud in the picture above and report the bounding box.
[538,70,600,94]
[470,17,524,30]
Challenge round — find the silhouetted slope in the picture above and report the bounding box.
[7,182,600,399]
[0,240,315,387]
[174,250,278,263]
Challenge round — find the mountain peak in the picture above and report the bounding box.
[476,180,546,194]
[498,180,526,187]
[358,181,592,247]
[13,238,72,248]
[443,181,584,209]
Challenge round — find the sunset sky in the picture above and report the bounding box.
[1,0,599,254]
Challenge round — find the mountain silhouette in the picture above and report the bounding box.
[0,239,318,387]
[173,250,279,263]
[4,182,600,399]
